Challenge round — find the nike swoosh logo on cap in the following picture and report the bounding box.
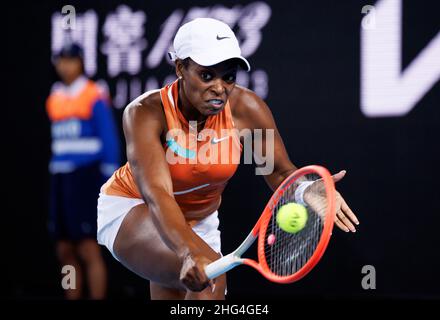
[216,35,230,40]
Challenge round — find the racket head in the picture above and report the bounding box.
[255,165,336,283]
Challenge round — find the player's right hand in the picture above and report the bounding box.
[179,253,214,292]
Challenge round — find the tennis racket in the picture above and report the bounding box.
[204,165,336,283]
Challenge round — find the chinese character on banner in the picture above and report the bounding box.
[51,10,98,77]
[101,5,147,77]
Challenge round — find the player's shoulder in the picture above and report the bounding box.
[229,85,267,119]
[124,89,162,114]
[123,89,165,124]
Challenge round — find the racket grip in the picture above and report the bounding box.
[204,254,242,280]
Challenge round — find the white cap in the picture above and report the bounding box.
[169,18,250,72]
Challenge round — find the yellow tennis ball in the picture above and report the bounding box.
[276,203,308,233]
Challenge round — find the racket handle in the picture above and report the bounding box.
[205,253,242,280]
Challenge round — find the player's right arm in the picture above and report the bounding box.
[123,95,212,291]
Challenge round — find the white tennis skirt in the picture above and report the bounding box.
[97,193,222,261]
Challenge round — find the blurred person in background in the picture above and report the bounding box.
[46,42,120,299]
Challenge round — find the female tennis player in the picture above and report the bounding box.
[97,18,359,300]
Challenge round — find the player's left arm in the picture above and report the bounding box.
[235,88,359,232]
[233,87,296,190]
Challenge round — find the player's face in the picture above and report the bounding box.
[179,59,238,116]
[55,57,83,85]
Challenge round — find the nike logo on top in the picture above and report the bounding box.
[216,35,230,40]
[211,136,230,144]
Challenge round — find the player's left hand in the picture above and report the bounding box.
[303,170,359,232]
[331,170,359,232]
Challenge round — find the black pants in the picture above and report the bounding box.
[49,163,104,241]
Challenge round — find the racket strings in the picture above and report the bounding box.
[264,174,325,277]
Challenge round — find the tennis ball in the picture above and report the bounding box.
[276,203,308,233]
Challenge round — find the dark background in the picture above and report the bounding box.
[5,0,440,299]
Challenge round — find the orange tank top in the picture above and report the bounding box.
[102,80,242,214]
